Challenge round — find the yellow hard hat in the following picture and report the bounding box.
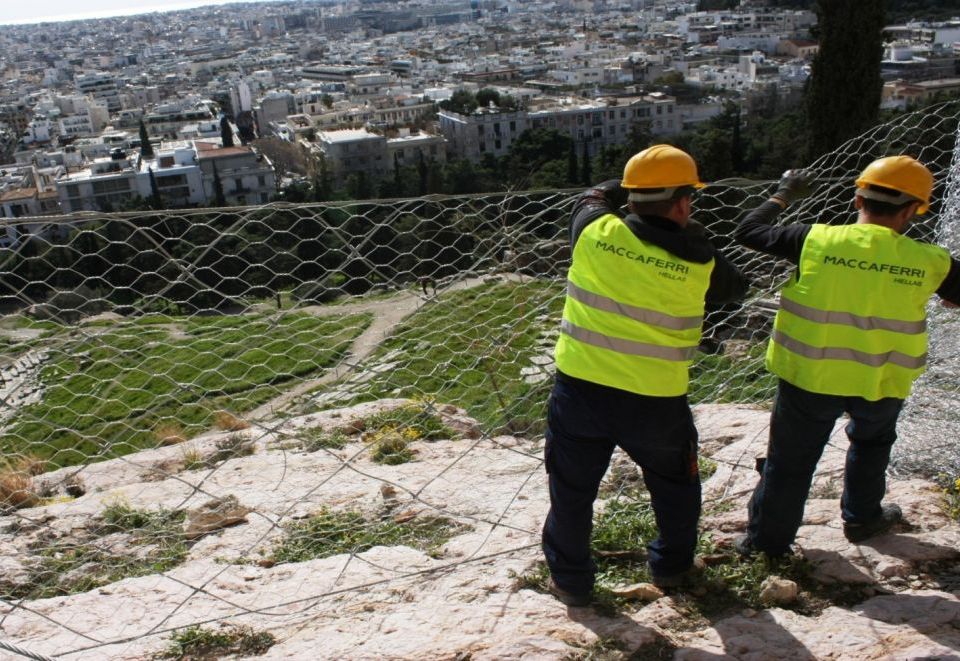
[621,144,706,200]
[855,155,933,215]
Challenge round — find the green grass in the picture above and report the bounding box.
[3,311,371,468]
[698,456,718,480]
[1,503,187,600]
[689,342,776,404]
[100,501,185,535]
[0,314,65,332]
[325,280,564,437]
[318,281,773,439]
[158,625,275,659]
[269,507,466,564]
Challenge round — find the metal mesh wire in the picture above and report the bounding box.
[1,101,959,657]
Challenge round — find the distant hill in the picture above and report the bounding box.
[764,0,960,23]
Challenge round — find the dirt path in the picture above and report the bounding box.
[248,273,530,420]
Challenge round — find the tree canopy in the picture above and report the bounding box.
[806,0,885,159]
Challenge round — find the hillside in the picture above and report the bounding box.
[2,398,958,659]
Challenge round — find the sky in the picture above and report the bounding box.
[1,0,283,26]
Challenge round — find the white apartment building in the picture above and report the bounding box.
[57,152,141,212]
[144,144,208,208]
[548,66,605,87]
[0,165,62,239]
[315,128,388,186]
[386,130,447,168]
[56,142,275,211]
[196,142,277,206]
[143,104,217,140]
[438,94,679,163]
[59,112,99,138]
[23,116,53,144]
[439,106,527,160]
[75,72,122,112]
[350,72,399,99]
[306,101,435,131]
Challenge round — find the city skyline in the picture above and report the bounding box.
[0,0,284,26]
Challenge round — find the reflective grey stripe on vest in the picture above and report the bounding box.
[780,297,926,334]
[772,329,927,369]
[561,320,698,361]
[567,281,703,331]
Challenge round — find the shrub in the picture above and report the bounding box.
[214,411,250,432]
[155,423,187,446]
[943,475,960,521]
[302,427,349,452]
[270,508,465,564]
[0,470,39,510]
[158,625,275,659]
[209,434,255,464]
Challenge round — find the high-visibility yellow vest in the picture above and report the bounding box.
[767,223,951,400]
[555,213,715,396]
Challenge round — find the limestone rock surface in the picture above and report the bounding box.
[0,401,958,660]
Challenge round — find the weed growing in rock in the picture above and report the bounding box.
[99,501,185,537]
[564,636,628,661]
[592,498,658,589]
[301,426,349,452]
[362,403,453,465]
[214,411,250,432]
[0,469,38,511]
[269,507,465,564]
[368,428,417,464]
[157,624,275,659]
[2,503,188,600]
[181,448,206,471]
[510,561,550,592]
[940,474,960,520]
[697,456,718,480]
[364,403,452,442]
[0,454,46,510]
[209,434,255,465]
[154,422,187,446]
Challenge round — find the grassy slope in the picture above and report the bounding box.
[327,280,772,437]
[335,280,565,436]
[3,311,371,467]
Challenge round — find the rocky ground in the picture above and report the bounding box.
[1,400,958,660]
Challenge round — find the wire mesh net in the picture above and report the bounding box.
[1,101,960,657]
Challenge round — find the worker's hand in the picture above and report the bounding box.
[773,169,816,207]
[595,179,628,209]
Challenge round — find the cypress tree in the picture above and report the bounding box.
[806,0,885,158]
[139,120,154,159]
[580,143,592,186]
[212,161,226,206]
[220,115,235,148]
[148,167,162,209]
[567,143,578,185]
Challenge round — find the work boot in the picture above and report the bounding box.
[546,577,591,607]
[843,504,903,543]
[733,534,788,559]
[650,557,704,589]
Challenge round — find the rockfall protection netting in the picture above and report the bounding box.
[1,102,959,658]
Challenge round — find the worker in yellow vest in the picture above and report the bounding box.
[543,145,748,606]
[733,155,960,558]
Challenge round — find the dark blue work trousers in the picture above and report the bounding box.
[542,372,701,594]
[746,379,904,555]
